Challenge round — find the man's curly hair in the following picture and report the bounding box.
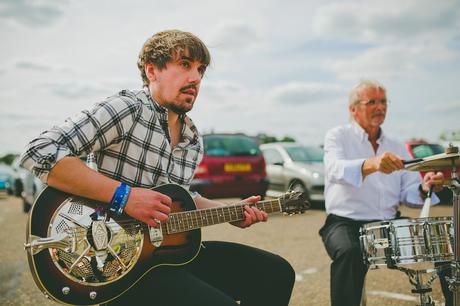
[137,30,211,86]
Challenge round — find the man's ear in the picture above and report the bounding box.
[349,104,355,114]
[349,104,358,118]
[145,64,156,82]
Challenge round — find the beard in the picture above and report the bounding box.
[165,98,194,115]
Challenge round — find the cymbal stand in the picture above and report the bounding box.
[396,266,437,306]
[449,153,460,306]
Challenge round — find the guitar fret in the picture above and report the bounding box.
[230,205,239,222]
[218,207,225,223]
[187,211,192,230]
[222,206,230,222]
[195,210,201,228]
[187,211,195,229]
[178,214,184,232]
[193,210,199,228]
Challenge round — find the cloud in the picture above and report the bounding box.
[268,82,344,105]
[0,0,68,27]
[44,82,110,99]
[207,20,262,53]
[326,44,455,81]
[312,1,460,44]
[15,60,52,72]
[424,101,460,113]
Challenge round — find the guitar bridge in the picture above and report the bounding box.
[148,226,163,247]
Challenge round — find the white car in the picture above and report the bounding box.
[10,156,45,213]
[260,142,325,203]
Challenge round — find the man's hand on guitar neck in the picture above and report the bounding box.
[124,188,172,228]
[195,195,268,228]
[231,195,268,229]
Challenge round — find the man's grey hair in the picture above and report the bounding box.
[348,79,386,107]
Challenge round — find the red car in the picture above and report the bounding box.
[405,140,455,204]
[190,133,268,199]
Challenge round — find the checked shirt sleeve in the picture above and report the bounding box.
[20,94,141,182]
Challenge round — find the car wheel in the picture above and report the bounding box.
[290,181,306,193]
[23,198,32,213]
[14,179,23,197]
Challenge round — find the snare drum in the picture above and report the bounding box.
[360,217,453,267]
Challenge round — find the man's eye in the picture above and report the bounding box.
[181,61,190,68]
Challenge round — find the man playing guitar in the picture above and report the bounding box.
[20,30,295,306]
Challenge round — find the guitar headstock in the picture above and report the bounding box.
[278,191,310,215]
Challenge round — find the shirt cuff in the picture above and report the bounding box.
[406,184,440,205]
[342,158,366,188]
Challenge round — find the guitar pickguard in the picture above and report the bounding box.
[47,196,143,286]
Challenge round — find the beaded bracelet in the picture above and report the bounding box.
[109,182,131,215]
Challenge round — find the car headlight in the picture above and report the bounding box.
[312,172,320,179]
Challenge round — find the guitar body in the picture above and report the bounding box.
[26,184,201,305]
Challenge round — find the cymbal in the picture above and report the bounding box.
[405,151,460,171]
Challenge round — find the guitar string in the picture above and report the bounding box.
[62,203,284,238]
[64,201,282,232]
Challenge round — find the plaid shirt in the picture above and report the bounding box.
[20,88,203,189]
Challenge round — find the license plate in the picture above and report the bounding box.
[224,163,251,172]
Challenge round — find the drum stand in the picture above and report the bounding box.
[397,266,438,306]
[449,164,460,306]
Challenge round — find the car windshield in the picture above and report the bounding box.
[285,146,323,162]
[411,144,445,159]
[204,135,261,156]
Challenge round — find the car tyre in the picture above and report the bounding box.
[23,198,32,213]
[14,179,23,197]
[290,181,307,193]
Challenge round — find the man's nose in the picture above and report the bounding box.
[188,69,202,84]
[375,100,386,109]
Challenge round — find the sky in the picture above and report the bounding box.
[0,0,459,155]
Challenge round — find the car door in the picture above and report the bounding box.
[262,147,286,191]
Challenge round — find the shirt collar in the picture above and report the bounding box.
[142,87,200,147]
[143,87,167,114]
[351,121,385,144]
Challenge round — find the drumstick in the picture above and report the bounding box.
[419,185,434,218]
[402,158,424,165]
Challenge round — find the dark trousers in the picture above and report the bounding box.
[320,214,370,306]
[105,241,295,306]
[320,214,453,306]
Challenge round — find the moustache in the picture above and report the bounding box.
[180,85,197,92]
[372,110,386,117]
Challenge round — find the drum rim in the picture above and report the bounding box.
[362,216,452,229]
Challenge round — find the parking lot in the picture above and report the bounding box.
[0,194,454,306]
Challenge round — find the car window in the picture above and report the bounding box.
[285,146,323,162]
[411,144,445,159]
[204,135,261,156]
[262,148,284,164]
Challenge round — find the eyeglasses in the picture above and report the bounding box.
[359,99,388,106]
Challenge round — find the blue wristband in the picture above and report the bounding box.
[109,183,131,215]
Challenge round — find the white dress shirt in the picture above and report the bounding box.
[324,122,439,221]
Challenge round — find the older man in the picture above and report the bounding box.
[320,79,445,306]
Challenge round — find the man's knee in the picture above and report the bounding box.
[277,255,296,284]
[334,241,362,262]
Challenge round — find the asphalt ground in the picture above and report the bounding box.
[0,194,454,306]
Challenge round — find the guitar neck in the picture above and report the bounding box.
[166,199,282,234]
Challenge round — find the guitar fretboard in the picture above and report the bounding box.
[165,199,282,234]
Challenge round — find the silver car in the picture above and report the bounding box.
[260,142,325,202]
[11,156,45,213]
